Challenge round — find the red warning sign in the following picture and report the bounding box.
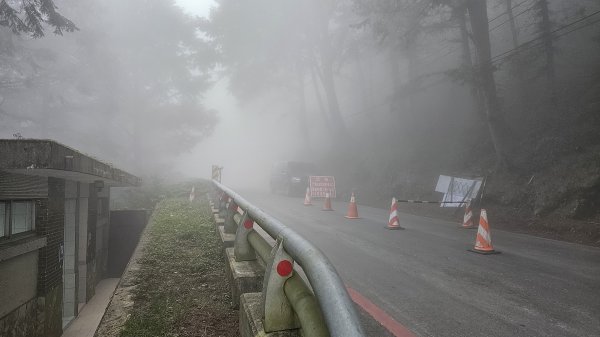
[309,176,336,198]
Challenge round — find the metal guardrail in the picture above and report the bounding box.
[394,199,466,204]
[212,180,365,337]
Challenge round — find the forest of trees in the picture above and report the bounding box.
[0,0,217,174]
[200,0,600,231]
[1,0,599,234]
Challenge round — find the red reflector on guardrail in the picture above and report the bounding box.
[277,260,293,277]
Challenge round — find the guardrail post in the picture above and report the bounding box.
[262,237,300,332]
[234,211,257,261]
[218,192,228,219]
[224,199,238,234]
[211,187,219,205]
[212,165,223,182]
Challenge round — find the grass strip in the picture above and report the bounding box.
[120,193,237,337]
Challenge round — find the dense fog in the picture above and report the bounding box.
[2,0,599,206]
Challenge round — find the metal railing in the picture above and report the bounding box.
[212,180,365,337]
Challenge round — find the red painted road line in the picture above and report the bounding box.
[346,286,417,337]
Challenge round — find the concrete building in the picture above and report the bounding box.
[0,139,140,337]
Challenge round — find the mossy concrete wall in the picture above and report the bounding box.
[40,285,63,337]
[0,298,43,337]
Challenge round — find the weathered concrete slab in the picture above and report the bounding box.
[0,139,140,186]
[212,211,225,224]
[217,225,235,248]
[0,236,47,262]
[240,293,300,337]
[224,248,263,309]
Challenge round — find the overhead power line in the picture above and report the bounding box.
[493,17,600,65]
[414,0,535,68]
[488,0,532,24]
[491,9,600,64]
[420,8,600,69]
[489,0,539,33]
[341,13,600,122]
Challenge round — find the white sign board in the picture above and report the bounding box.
[309,176,336,198]
[436,175,482,207]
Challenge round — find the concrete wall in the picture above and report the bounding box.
[38,177,66,337]
[0,171,50,337]
[0,139,141,187]
[63,180,78,322]
[0,251,38,318]
[0,251,42,337]
[38,178,65,296]
[77,183,89,304]
[86,182,98,301]
[84,183,111,297]
[0,169,124,337]
[107,210,148,277]
[95,187,110,284]
[0,176,66,337]
[0,171,47,199]
[0,142,138,337]
[0,298,43,337]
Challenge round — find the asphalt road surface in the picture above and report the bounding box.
[234,188,600,337]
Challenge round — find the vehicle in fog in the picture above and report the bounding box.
[270,161,318,196]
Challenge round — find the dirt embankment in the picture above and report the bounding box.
[361,153,600,247]
[481,101,600,247]
[328,100,600,247]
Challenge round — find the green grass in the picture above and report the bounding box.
[119,186,237,337]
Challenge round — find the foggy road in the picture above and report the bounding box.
[3,0,600,336]
[234,188,600,337]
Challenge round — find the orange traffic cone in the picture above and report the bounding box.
[322,192,333,211]
[344,192,360,219]
[468,209,500,254]
[303,187,312,206]
[461,200,475,228]
[387,198,404,230]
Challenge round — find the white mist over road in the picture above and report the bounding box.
[174,79,306,189]
[172,2,328,189]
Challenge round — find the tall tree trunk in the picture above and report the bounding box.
[538,0,556,105]
[505,0,519,48]
[388,47,401,115]
[405,31,418,117]
[309,63,332,131]
[458,6,486,121]
[467,0,512,170]
[354,52,378,142]
[295,60,311,153]
[307,0,350,145]
[504,0,528,109]
[317,42,349,141]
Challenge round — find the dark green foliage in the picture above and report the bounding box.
[0,0,217,173]
[0,0,77,37]
[0,1,28,34]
